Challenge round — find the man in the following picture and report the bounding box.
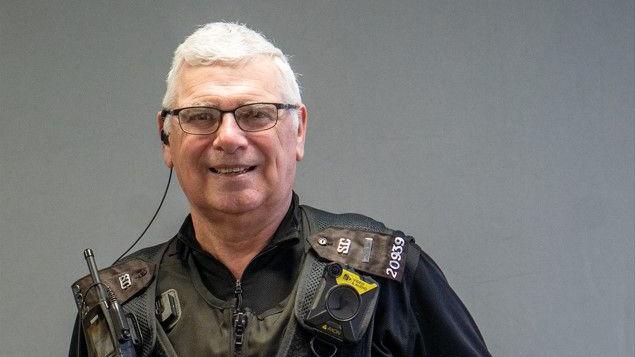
[70,22,491,357]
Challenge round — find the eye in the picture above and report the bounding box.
[240,105,276,122]
[253,109,273,119]
[181,108,218,124]
[234,104,280,131]
[191,112,214,121]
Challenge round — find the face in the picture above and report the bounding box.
[158,58,307,218]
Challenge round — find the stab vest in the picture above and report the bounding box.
[75,205,414,357]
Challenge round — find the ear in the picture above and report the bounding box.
[295,105,308,161]
[157,111,173,168]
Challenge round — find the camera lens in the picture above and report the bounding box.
[326,285,360,321]
[327,264,343,277]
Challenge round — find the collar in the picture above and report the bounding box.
[175,192,302,260]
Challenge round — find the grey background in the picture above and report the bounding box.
[1,0,633,356]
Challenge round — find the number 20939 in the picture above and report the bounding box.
[385,236,405,279]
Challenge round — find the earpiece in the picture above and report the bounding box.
[160,131,170,145]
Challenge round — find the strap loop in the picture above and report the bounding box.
[310,336,338,357]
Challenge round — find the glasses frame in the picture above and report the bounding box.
[160,102,299,135]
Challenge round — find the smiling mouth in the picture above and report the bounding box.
[209,166,257,175]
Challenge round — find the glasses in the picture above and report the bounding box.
[161,102,299,135]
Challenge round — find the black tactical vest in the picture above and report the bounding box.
[75,205,410,357]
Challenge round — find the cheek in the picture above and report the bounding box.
[277,138,300,177]
[256,142,292,182]
[171,139,209,177]
[270,135,297,167]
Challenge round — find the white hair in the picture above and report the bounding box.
[161,22,302,134]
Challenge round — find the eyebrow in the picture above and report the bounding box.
[189,100,264,109]
[190,101,218,107]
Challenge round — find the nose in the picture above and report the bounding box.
[212,113,248,153]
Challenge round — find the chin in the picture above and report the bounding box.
[205,191,268,215]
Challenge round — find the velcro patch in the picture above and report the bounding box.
[71,258,155,310]
[309,228,410,282]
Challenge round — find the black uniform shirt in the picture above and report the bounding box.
[70,193,492,356]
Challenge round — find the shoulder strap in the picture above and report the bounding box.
[300,205,390,235]
[121,241,174,357]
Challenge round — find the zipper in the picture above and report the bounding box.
[228,239,294,356]
[231,242,279,356]
[228,244,285,356]
[232,280,248,357]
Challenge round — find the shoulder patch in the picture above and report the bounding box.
[70,258,155,311]
[309,227,411,282]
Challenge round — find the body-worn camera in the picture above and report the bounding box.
[305,263,380,343]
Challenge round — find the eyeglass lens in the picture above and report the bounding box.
[178,103,278,134]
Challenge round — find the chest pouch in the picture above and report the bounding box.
[304,262,379,349]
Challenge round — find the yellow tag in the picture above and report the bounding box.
[335,269,378,295]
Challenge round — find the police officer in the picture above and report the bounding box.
[70,22,492,357]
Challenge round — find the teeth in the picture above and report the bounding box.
[214,167,251,174]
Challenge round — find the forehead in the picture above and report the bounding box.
[175,57,286,107]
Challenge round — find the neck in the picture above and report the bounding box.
[190,194,292,280]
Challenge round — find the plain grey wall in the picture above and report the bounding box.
[1,1,633,356]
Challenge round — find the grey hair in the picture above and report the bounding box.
[161,22,302,134]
